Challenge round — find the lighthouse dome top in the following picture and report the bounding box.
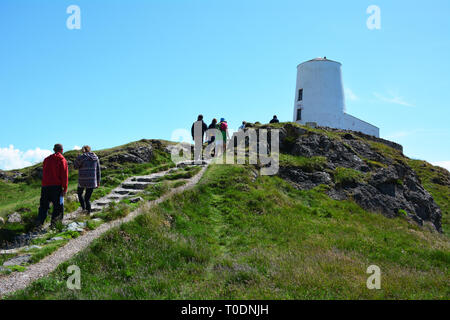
[297,57,341,67]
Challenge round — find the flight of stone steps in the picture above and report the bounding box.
[1,160,209,250]
[66,160,209,220]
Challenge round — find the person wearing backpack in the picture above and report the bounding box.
[218,118,230,152]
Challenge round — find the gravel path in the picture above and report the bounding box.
[0,164,208,298]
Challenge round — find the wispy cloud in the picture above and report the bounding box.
[345,87,358,101]
[0,145,52,170]
[431,161,450,171]
[373,91,414,107]
[384,130,420,140]
[73,145,82,150]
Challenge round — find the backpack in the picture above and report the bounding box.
[220,121,228,131]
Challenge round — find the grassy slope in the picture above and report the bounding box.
[407,160,450,237]
[0,140,174,237]
[10,164,449,300]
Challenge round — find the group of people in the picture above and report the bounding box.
[191,115,231,154]
[36,114,281,228]
[35,144,101,229]
[191,114,280,149]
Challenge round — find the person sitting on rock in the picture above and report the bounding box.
[35,143,69,229]
[74,145,101,215]
[269,115,280,124]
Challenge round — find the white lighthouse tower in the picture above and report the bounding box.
[293,58,379,137]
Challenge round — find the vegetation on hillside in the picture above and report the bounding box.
[408,159,450,236]
[9,164,449,300]
[1,124,449,299]
[0,140,175,243]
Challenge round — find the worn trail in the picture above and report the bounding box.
[0,161,208,298]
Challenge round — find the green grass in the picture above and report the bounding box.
[8,164,449,300]
[408,159,450,237]
[333,167,366,186]
[279,154,328,172]
[0,140,175,244]
[93,202,132,222]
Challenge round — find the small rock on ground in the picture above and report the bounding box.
[66,222,86,232]
[7,212,22,223]
[129,197,144,203]
[47,237,64,243]
[3,255,32,267]
[25,245,42,251]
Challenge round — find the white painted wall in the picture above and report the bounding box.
[293,58,379,137]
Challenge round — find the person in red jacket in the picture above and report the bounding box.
[35,143,69,228]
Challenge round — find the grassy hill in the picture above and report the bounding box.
[1,124,449,299]
[0,139,175,243]
[8,164,449,299]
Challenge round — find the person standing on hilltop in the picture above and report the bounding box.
[218,118,230,153]
[207,118,218,145]
[191,114,208,161]
[238,121,247,131]
[269,115,280,124]
[35,143,68,229]
[74,145,101,215]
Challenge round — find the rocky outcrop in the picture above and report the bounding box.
[267,123,444,232]
[102,145,153,165]
[7,213,22,224]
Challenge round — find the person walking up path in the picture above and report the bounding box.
[74,145,101,215]
[35,144,68,229]
[218,118,230,153]
[191,114,208,161]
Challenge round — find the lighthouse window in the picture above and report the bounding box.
[296,109,302,121]
[298,89,303,101]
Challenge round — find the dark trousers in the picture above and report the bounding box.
[37,186,64,226]
[77,187,94,212]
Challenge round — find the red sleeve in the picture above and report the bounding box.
[61,158,69,192]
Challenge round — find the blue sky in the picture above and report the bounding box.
[1,0,449,170]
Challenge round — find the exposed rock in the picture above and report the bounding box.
[104,145,153,164]
[129,197,144,203]
[25,245,42,251]
[279,167,332,190]
[3,254,31,266]
[268,124,443,232]
[7,212,22,224]
[66,222,86,232]
[67,194,79,202]
[0,170,22,182]
[0,217,4,225]
[47,237,64,243]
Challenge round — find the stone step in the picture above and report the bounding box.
[121,182,149,190]
[177,160,208,167]
[95,201,111,207]
[107,195,122,200]
[134,177,158,183]
[113,188,139,195]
